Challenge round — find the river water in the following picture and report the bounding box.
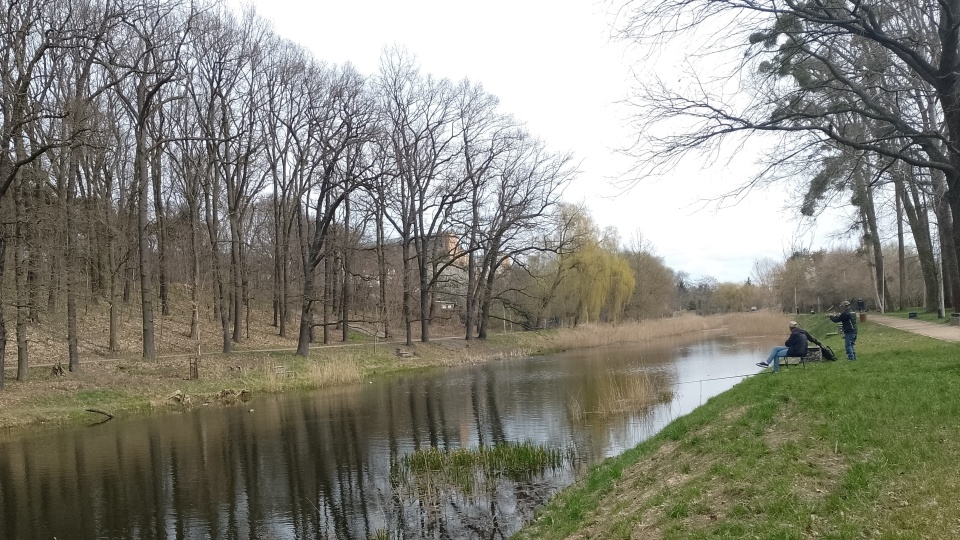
[0,334,769,539]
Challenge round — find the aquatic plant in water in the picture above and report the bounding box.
[391,441,566,494]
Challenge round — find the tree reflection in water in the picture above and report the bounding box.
[0,335,763,539]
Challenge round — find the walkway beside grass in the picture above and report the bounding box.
[868,313,960,342]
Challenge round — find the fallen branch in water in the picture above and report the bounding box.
[85,408,114,421]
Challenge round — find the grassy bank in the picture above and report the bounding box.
[515,315,960,539]
[0,312,789,431]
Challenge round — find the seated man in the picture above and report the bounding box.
[756,321,808,372]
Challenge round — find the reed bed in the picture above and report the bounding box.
[306,355,363,387]
[564,372,673,421]
[546,311,789,351]
[595,372,672,417]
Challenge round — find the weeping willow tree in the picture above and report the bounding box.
[561,241,634,325]
[524,206,635,326]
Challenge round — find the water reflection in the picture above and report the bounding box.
[0,334,767,539]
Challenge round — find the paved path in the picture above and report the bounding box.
[866,314,960,342]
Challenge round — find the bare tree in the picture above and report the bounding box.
[377,49,465,344]
[105,0,193,359]
[261,40,310,339]
[295,64,374,356]
[616,0,960,309]
[0,0,87,384]
[473,135,573,338]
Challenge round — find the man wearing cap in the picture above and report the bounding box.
[757,321,808,372]
[829,301,858,360]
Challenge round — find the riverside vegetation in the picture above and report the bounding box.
[515,315,960,539]
[9,310,952,538]
[0,311,790,431]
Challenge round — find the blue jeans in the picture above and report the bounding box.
[765,346,788,371]
[844,332,857,360]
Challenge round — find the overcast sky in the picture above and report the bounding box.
[240,0,850,283]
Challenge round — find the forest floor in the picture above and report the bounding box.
[0,303,791,431]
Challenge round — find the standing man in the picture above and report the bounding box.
[829,300,858,360]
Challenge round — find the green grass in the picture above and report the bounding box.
[883,308,957,324]
[515,315,960,539]
[392,441,565,495]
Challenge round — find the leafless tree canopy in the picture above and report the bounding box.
[0,0,583,387]
[615,0,960,311]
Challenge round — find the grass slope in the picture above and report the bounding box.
[515,316,960,539]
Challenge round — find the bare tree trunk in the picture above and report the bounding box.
[136,121,157,360]
[896,169,941,311]
[375,197,390,339]
[203,175,231,354]
[854,167,889,311]
[26,181,40,323]
[272,186,282,332]
[14,182,30,381]
[280,234,289,337]
[419,270,431,343]
[0,233,6,390]
[896,187,906,311]
[66,150,80,372]
[296,204,315,356]
[402,238,414,347]
[323,249,331,345]
[341,195,351,343]
[230,213,243,343]
[188,183,200,341]
[934,172,960,310]
[949,191,960,312]
[105,175,120,354]
[151,146,169,317]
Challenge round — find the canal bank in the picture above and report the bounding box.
[0,315,782,539]
[0,312,789,432]
[515,315,960,539]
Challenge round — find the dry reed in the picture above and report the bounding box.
[546,311,789,350]
[306,356,363,387]
[594,372,665,417]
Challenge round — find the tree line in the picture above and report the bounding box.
[617,0,960,316]
[7,0,936,393]
[0,0,680,390]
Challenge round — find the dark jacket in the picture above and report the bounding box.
[830,309,858,334]
[799,329,820,346]
[785,327,808,357]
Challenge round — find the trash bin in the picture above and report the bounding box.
[951,313,960,327]
[859,312,867,322]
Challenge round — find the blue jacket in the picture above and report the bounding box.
[785,327,808,357]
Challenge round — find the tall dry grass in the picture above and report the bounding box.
[595,372,669,417]
[565,372,673,419]
[547,311,790,350]
[306,355,363,387]
[255,354,362,393]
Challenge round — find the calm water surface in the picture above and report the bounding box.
[0,334,770,539]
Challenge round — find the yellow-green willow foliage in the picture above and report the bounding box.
[539,206,635,325]
[562,243,635,324]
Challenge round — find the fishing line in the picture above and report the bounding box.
[674,373,756,386]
